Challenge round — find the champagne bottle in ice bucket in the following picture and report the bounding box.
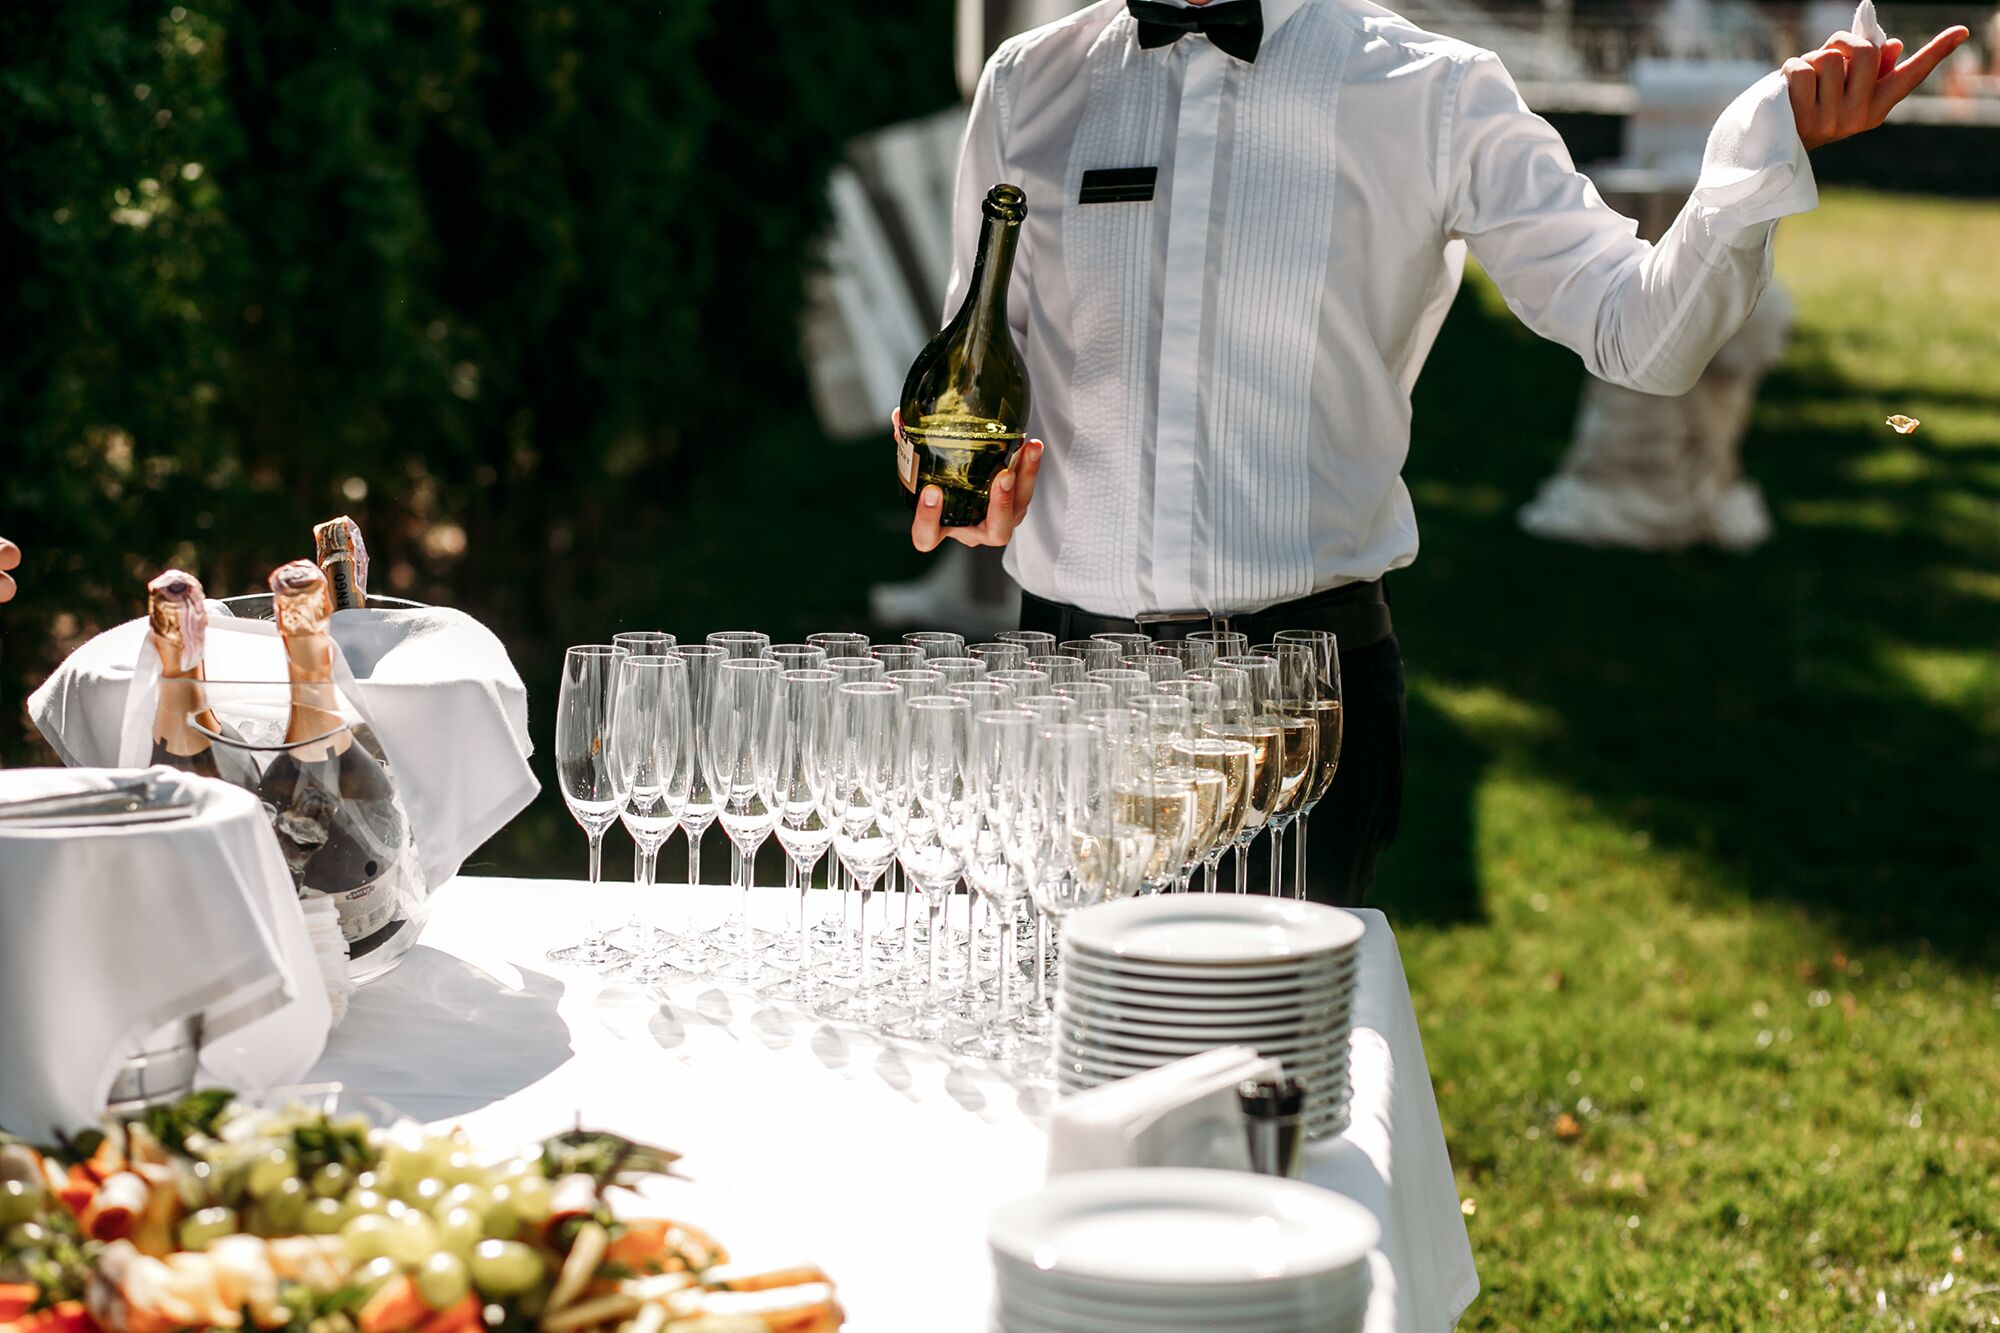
[145,570,228,780]
[314,514,369,610]
[257,559,414,959]
[897,183,1032,528]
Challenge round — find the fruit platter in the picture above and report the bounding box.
[0,1090,841,1333]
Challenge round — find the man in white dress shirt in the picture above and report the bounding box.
[904,0,1966,905]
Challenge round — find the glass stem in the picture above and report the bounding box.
[797,875,811,975]
[688,826,702,887]
[639,843,658,888]
[858,888,873,993]
[1269,823,1284,896]
[587,829,604,885]
[964,892,980,994]
[996,913,1014,1019]
[1295,808,1311,900]
[1235,841,1250,894]
[900,867,915,968]
[1032,910,1050,1010]
[926,892,942,1001]
[737,843,754,950]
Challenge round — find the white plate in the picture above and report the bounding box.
[1055,1046,1351,1092]
[987,1168,1380,1288]
[1063,951,1359,989]
[1064,895,1366,966]
[995,1265,1367,1319]
[1064,960,1360,1000]
[994,1284,1368,1333]
[1060,1020,1351,1058]
[1059,993,1355,1034]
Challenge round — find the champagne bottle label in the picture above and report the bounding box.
[897,424,918,494]
[307,876,397,944]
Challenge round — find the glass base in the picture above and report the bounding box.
[952,1015,1031,1061]
[879,1000,967,1043]
[615,953,699,987]
[754,971,823,1004]
[547,937,630,967]
[811,987,909,1026]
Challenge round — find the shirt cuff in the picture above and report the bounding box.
[1691,70,1820,249]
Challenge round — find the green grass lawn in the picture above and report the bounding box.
[480,187,2000,1327]
[1387,189,2000,1329]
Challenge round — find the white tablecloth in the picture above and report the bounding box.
[0,767,330,1139]
[308,877,1478,1332]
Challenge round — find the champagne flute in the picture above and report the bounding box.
[1058,639,1121,671]
[827,655,886,682]
[615,654,694,981]
[550,645,630,964]
[1274,629,1344,899]
[1151,639,1215,674]
[1155,677,1221,731]
[996,630,1056,655]
[707,630,771,660]
[1214,654,1281,894]
[1026,654,1085,686]
[820,656,888,959]
[769,643,829,671]
[989,668,1052,697]
[949,681,1015,711]
[613,630,677,656]
[929,656,989,686]
[1016,722,1118,1075]
[1172,736,1256,892]
[705,657,782,981]
[968,642,1029,672]
[675,646,727,894]
[1256,642,1320,896]
[1090,632,1152,657]
[1053,680,1112,712]
[1015,694,1078,724]
[761,668,836,1001]
[808,632,871,659]
[954,707,1039,1059]
[882,694,975,1042]
[1123,653,1185,685]
[1188,629,1249,657]
[904,631,967,660]
[870,644,925,671]
[815,681,904,1022]
[1189,663,1251,723]
[1086,668,1149,706]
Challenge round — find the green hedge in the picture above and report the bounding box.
[0,0,953,761]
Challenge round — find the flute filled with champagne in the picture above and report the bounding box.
[897,183,1031,528]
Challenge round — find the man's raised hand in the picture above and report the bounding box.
[1785,24,1969,151]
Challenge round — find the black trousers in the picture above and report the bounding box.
[1016,600,1406,908]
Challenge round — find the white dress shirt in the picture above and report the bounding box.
[941,0,1818,618]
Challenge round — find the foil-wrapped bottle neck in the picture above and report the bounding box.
[270,560,335,638]
[146,569,209,674]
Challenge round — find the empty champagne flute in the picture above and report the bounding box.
[550,645,631,964]
[707,630,771,660]
[882,694,975,1042]
[676,646,727,894]
[968,642,1029,672]
[614,630,677,656]
[1124,653,1185,685]
[904,631,967,660]
[769,643,829,671]
[761,668,837,1001]
[1155,677,1221,730]
[704,657,781,981]
[1087,668,1150,706]
[989,668,1051,696]
[1151,639,1216,673]
[1274,629,1344,898]
[996,629,1056,655]
[815,681,904,1022]
[870,644,925,671]
[1026,654,1086,686]
[955,707,1039,1059]
[615,654,694,980]
[929,656,988,686]
[827,655,886,683]
[1188,628,1249,657]
[808,632,871,659]
[1053,680,1113,712]
[1058,639,1121,671]
[1016,694,1078,723]
[1091,632,1152,657]
[949,680,1015,711]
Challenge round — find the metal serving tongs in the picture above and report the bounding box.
[0,771,200,828]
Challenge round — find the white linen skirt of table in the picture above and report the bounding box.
[308,877,1478,1331]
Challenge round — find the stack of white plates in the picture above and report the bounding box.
[1056,895,1364,1139]
[988,1169,1377,1332]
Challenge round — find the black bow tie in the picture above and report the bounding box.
[1127,0,1264,63]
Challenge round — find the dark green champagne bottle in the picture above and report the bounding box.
[898,183,1031,529]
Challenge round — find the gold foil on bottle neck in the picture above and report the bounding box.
[313,515,370,597]
[146,569,209,672]
[270,560,334,636]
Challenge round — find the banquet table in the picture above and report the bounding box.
[308,877,1479,1332]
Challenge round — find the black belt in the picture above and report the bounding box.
[1021,579,1393,652]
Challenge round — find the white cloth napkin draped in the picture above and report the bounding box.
[0,767,331,1139]
[27,603,537,891]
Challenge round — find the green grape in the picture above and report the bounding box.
[247,1146,297,1198]
[477,1185,519,1241]
[405,1177,446,1211]
[490,1156,537,1185]
[302,1198,347,1235]
[504,1173,551,1224]
[417,1251,472,1309]
[436,1206,483,1260]
[179,1206,238,1251]
[353,1170,388,1195]
[344,1189,390,1217]
[437,1151,479,1186]
[436,1183,489,1220]
[383,1211,440,1268]
[353,1256,402,1298]
[468,1240,544,1298]
[0,1178,43,1227]
[342,1213,396,1264]
[378,1128,429,1182]
[311,1163,352,1200]
[261,1175,309,1233]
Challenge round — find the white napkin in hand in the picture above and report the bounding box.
[1852,0,1888,44]
[1046,1047,1284,1179]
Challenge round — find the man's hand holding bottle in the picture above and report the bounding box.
[899,410,1045,552]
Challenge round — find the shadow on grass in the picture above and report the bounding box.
[1373,273,2000,965]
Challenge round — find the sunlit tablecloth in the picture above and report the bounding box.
[308,876,1478,1332]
